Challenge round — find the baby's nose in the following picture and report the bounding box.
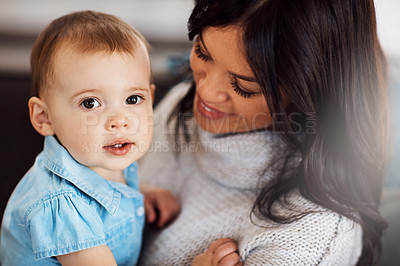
[105,113,128,131]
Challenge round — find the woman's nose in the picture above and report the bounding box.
[196,76,229,103]
[105,112,129,131]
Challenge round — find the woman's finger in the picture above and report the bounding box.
[212,240,239,263]
[156,194,180,227]
[208,238,234,254]
[144,198,156,223]
[218,252,241,266]
[157,206,172,227]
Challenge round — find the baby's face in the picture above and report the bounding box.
[45,45,153,178]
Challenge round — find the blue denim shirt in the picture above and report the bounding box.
[0,136,145,265]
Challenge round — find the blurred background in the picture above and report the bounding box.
[0,0,195,96]
[0,0,399,264]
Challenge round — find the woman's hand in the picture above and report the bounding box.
[140,183,181,228]
[192,238,242,266]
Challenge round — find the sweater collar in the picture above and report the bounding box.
[194,127,297,190]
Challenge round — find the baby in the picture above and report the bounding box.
[0,11,179,265]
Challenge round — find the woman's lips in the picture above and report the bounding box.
[103,140,134,156]
[196,95,229,120]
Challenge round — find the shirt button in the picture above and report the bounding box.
[136,206,145,217]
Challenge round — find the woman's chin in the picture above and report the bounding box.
[193,113,251,134]
[193,111,229,134]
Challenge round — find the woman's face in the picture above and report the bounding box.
[190,26,271,134]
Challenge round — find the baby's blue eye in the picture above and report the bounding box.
[80,98,100,109]
[126,95,143,105]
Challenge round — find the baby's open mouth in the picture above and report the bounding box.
[103,141,134,155]
[108,143,129,148]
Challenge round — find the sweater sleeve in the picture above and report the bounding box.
[241,213,362,266]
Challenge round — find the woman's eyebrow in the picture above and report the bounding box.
[228,71,257,82]
[199,33,212,56]
[199,32,256,83]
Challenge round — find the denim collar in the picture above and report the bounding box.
[42,136,138,215]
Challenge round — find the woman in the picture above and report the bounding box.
[139,0,388,265]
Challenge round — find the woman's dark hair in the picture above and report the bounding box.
[174,0,388,264]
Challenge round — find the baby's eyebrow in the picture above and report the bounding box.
[71,89,99,99]
[71,87,150,99]
[127,87,150,93]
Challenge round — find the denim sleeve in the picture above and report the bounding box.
[27,192,106,259]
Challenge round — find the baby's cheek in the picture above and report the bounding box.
[136,114,153,137]
[79,113,100,135]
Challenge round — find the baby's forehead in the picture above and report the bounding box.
[47,42,151,95]
[54,37,149,60]
[50,40,150,76]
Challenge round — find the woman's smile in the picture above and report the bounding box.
[196,94,230,120]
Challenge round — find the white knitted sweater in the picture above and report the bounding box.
[138,81,362,266]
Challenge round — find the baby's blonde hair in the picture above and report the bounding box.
[31,10,149,98]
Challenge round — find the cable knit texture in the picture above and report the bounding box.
[138,81,362,266]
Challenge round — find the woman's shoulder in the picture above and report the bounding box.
[239,191,362,265]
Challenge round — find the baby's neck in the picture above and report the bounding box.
[89,167,126,184]
[107,170,126,184]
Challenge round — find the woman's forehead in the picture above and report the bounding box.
[201,26,255,79]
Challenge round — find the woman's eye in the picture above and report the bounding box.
[194,44,211,62]
[231,79,257,99]
[126,95,144,105]
[80,98,100,109]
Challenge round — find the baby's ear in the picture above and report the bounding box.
[150,84,156,103]
[28,97,55,136]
